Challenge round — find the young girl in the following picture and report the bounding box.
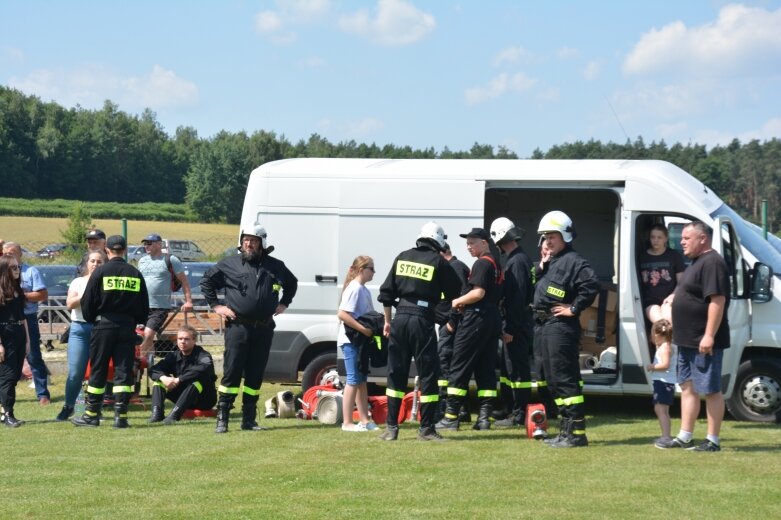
[647,319,676,446]
[337,256,378,432]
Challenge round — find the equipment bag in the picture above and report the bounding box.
[165,253,183,292]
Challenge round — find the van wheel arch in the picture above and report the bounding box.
[726,357,781,423]
[300,349,338,393]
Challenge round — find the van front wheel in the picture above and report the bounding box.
[726,357,781,422]
[301,352,338,393]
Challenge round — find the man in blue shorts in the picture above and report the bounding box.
[657,221,730,452]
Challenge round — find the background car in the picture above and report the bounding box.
[35,264,77,298]
[36,243,81,259]
[162,239,207,261]
[127,245,147,263]
[180,261,221,305]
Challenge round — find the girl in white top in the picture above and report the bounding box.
[337,255,377,432]
[56,251,106,421]
[646,319,676,444]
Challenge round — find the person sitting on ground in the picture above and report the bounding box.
[148,325,217,425]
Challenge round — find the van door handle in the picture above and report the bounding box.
[316,275,338,284]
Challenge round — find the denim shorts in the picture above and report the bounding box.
[340,343,367,385]
[652,380,675,405]
[677,347,723,395]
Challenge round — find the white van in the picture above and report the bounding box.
[240,158,779,422]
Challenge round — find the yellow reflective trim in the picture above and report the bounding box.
[518,381,533,389]
[102,276,141,292]
[272,283,281,293]
[396,260,435,281]
[373,336,382,350]
[579,380,584,387]
[386,388,405,399]
[477,389,497,397]
[194,381,203,393]
[536,380,548,387]
[154,381,166,389]
[499,376,512,386]
[437,379,448,387]
[87,386,105,395]
[554,398,565,406]
[113,385,133,393]
[546,285,565,299]
[419,394,439,403]
[219,385,240,395]
[444,413,458,419]
[573,429,586,435]
[85,411,98,417]
[561,395,585,406]
[447,387,467,397]
[242,386,260,396]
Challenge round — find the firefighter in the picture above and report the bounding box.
[490,217,535,428]
[533,211,598,447]
[200,225,297,434]
[378,222,462,441]
[148,325,217,425]
[436,228,503,432]
[434,242,470,423]
[73,235,149,428]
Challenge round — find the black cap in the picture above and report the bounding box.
[142,233,162,243]
[459,228,490,241]
[86,229,106,240]
[106,235,127,250]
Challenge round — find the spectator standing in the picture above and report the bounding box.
[72,235,149,428]
[0,255,30,427]
[658,221,730,452]
[2,242,50,405]
[137,233,193,357]
[646,319,675,445]
[200,225,297,434]
[55,250,106,421]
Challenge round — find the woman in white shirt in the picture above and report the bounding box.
[55,250,106,421]
[337,255,377,432]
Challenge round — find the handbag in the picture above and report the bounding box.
[165,253,183,292]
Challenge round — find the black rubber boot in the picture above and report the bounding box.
[148,406,165,423]
[113,400,130,429]
[215,401,231,434]
[163,406,184,425]
[417,426,446,441]
[241,404,263,431]
[472,398,493,431]
[550,417,588,448]
[545,418,570,445]
[72,393,103,427]
[2,409,24,428]
[435,397,461,431]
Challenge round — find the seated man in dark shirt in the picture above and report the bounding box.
[148,325,217,425]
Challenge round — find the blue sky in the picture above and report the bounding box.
[2,1,780,157]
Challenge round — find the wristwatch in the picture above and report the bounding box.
[569,305,578,316]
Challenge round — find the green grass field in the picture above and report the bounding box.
[3,377,780,519]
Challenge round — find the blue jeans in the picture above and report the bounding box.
[340,343,367,385]
[65,321,92,407]
[25,314,50,400]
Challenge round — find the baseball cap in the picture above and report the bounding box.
[86,229,106,240]
[106,235,127,250]
[142,233,162,243]
[458,228,490,241]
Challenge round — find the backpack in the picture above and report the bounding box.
[165,253,183,292]
[479,255,504,286]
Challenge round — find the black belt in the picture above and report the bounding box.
[0,320,24,326]
[534,309,553,324]
[228,316,272,328]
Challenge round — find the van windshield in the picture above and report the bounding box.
[711,204,781,277]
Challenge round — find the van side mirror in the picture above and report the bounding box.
[750,262,773,303]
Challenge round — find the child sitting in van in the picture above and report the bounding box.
[647,319,676,447]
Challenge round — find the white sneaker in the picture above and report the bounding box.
[341,423,368,432]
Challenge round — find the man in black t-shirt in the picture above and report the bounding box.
[658,221,730,453]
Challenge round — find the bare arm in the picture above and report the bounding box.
[176,271,193,312]
[452,287,486,311]
[700,295,726,354]
[26,287,48,303]
[337,309,372,337]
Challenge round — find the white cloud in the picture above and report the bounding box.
[346,117,385,138]
[464,73,537,105]
[583,60,601,81]
[493,46,534,66]
[254,1,331,44]
[339,0,436,46]
[255,10,297,44]
[8,65,198,110]
[556,47,580,60]
[624,4,781,78]
[693,116,781,148]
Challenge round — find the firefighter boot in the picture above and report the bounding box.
[544,417,569,445]
[148,385,165,423]
[241,404,264,431]
[215,401,231,434]
[434,397,461,431]
[550,418,588,448]
[473,398,493,431]
[458,401,472,423]
[148,406,164,423]
[72,392,102,427]
[417,426,446,441]
[163,406,185,425]
[2,409,24,428]
[113,399,130,429]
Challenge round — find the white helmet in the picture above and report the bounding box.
[597,347,617,371]
[537,210,574,243]
[418,221,447,250]
[240,224,268,249]
[490,217,522,246]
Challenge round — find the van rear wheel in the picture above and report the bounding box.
[301,352,338,393]
[726,357,781,422]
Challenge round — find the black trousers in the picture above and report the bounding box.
[219,322,273,407]
[447,307,501,405]
[152,381,217,411]
[86,321,136,407]
[0,324,26,412]
[385,311,439,429]
[500,333,533,417]
[535,319,585,423]
[437,324,455,396]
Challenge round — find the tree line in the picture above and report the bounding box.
[1,85,778,229]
